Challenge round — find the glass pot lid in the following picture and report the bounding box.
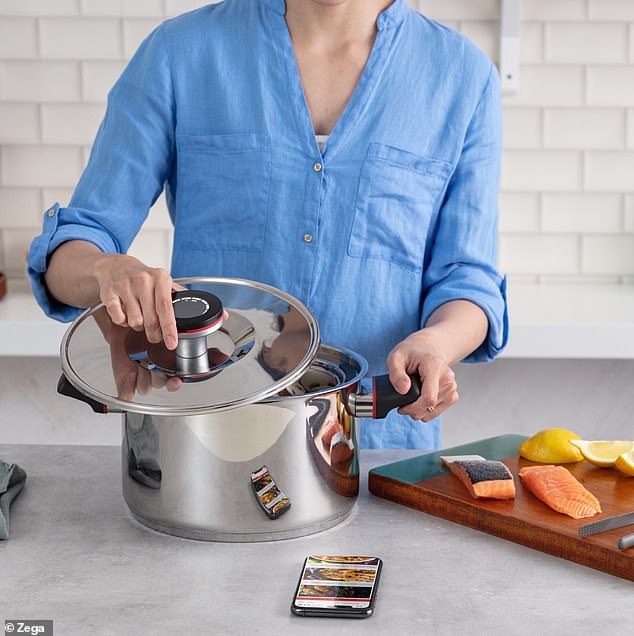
[60,277,320,415]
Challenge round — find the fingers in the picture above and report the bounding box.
[136,367,152,396]
[122,293,144,332]
[156,271,178,350]
[397,357,443,418]
[151,371,168,390]
[149,371,182,392]
[98,259,176,347]
[419,376,460,422]
[114,364,138,402]
[103,295,127,327]
[386,349,412,395]
[399,367,459,421]
[419,360,440,407]
[137,278,162,343]
[166,376,183,392]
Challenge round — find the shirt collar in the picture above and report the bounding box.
[376,0,408,31]
[262,0,407,29]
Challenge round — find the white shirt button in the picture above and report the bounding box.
[47,208,56,217]
[303,233,313,243]
[313,162,322,173]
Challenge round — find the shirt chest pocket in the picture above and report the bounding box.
[348,143,453,273]
[175,133,271,253]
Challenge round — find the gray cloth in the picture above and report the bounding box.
[0,459,27,540]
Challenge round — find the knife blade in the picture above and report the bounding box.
[579,511,634,538]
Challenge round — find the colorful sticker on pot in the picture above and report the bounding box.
[250,465,291,520]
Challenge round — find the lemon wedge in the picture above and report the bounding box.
[569,440,634,467]
[615,451,634,476]
[518,428,583,464]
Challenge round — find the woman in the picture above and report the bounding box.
[28,0,508,448]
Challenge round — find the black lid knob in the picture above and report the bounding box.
[172,290,224,333]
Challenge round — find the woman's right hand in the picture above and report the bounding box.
[93,253,179,350]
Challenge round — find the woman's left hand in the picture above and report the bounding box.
[386,329,459,421]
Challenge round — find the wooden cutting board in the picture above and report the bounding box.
[368,435,634,582]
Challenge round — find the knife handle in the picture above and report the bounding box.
[618,532,634,551]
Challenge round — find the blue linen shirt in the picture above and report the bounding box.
[28,0,508,449]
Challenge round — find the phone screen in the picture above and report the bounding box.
[292,555,382,612]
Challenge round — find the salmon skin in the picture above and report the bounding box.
[519,465,602,519]
[442,457,516,500]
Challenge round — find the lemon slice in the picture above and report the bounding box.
[614,451,634,476]
[569,440,634,467]
[518,428,583,464]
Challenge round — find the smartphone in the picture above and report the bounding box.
[290,555,382,618]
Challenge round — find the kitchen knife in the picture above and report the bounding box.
[618,532,634,551]
[579,511,634,538]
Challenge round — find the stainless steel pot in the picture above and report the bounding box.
[58,277,420,541]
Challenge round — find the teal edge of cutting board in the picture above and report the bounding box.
[369,434,528,484]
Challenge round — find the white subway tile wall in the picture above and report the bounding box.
[543,108,626,149]
[0,1,80,17]
[504,65,586,106]
[41,104,105,145]
[585,151,634,191]
[0,18,38,59]
[0,188,41,228]
[80,1,165,17]
[502,150,583,191]
[39,18,122,60]
[498,193,540,233]
[0,61,81,102]
[0,0,632,283]
[502,107,542,148]
[1,146,83,187]
[500,234,581,275]
[544,23,628,64]
[521,0,587,22]
[80,61,125,102]
[587,0,634,22]
[586,66,634,105]
[0,103,40,143]
[582,235,634,274]
[519,22,544,64]
[123,19,164,58]
[625,194,634,231]
[541,193,623,233]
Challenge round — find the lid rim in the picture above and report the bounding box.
[60,345,369,414]
[60,276,321,414]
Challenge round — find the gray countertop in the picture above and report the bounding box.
[0,444,631,635]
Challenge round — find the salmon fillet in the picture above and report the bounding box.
[519,465,602,519]
[442,458,516,500]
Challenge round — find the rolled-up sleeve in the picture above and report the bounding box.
[28,24,175,321]
[420,64,509,363]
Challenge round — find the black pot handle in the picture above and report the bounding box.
[372,373,422,419]
[57,374,110,414]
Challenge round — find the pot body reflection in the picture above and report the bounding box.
[121,346,366,542]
